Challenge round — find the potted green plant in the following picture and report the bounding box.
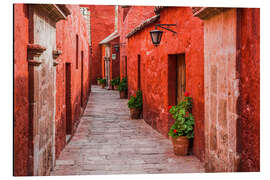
[99,78,106,88]
[114,77,120,90]
[96,77,101,85]
[168,92,194,156]
[117,77,128,99]
[128,90,142,119]
[110,79,115,90]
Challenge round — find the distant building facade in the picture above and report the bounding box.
[80,5,116,84]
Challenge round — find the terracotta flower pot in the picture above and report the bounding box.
[101,84,105,88]
[119,90,127,99]
[172,136,189,156]
[130,108,141,119]
[97,81,100,85]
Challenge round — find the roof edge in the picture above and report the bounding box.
[192,7,231,20]
[99,31,120,44]
[126,14,160,39]
[154,6,165,15]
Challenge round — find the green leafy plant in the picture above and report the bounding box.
[99,78,106,85]
[114,76,120,86]
[168,92,194,139]
[96,77,101,83]
[110,77,120,86]
[128,90,142,109]
[110,79,116,86]
[117,77,128,92]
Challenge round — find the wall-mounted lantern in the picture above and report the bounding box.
[113,44,120,52]
[150,24,176,46]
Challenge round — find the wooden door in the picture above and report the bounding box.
[81,51,84,107]
[125,56,127,77]
[65,63,72,135]
[138,55,141,90]
[76,35,79,69]
[176,54,186,103]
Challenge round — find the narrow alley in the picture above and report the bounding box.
[14,4,260,176]
[50,86,204,175]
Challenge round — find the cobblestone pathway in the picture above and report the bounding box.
[50,85,204,175]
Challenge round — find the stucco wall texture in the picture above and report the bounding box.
[55,5,90,159]
[14,4,29,176]
[14,4,90,175]
[13,5,260,175]
[80,5,115,84]
[119,6,155,79]
[237,8,260,172]
[203,8,239,172]
[126,7,205,161]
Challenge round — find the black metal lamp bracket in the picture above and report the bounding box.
[155,24,177,34]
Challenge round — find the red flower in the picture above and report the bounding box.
[168,105,173,111]
[184,92,190,97]
[185,111,189,117]
[173,129,177,133]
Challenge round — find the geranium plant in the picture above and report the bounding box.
[168,92,194,139]
[128,90,142,109]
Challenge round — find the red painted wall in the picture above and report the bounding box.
[110,37,120,79]
[80,5,115,84]
[14,4,29,176]
[14,4,91,175]
[237,8,260,172]
[119,6,155,79]
[126,7,205,161]
[55,5,90,158]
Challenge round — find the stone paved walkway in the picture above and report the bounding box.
[50,85,204,175]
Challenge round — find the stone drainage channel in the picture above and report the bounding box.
[50,85,204,175]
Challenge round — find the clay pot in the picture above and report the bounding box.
[172,136,189,156]
[119,90,127,99]
[130,108,141,119]
[101,84,105,88]
[97,81,100,85]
